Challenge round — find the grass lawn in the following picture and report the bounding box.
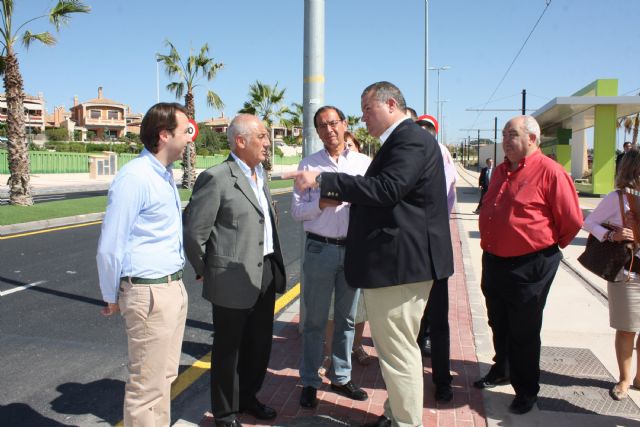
[0,181,293,226]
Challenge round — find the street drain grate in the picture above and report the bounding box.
[538,346,640,417]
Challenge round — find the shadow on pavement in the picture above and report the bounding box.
[0,403,72,426]
[50,378,124,425]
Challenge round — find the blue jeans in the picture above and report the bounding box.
[300,239,359,388]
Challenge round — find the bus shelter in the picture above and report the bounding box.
[533,79,640,195]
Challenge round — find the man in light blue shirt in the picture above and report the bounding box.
[96,102,191,426]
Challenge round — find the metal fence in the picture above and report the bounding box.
[0,150,300,174]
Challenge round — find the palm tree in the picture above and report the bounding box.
[1,0,89,205]
[620,113,639,146]
[238,81,288,178]
[157,40,224,188]
[347,115,361,131]
[281,102,303,130]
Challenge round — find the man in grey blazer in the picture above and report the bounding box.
[183,114,286,427]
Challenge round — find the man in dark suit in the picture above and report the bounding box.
[474,157,494,214]
[183,114,286,427]
[286,81,454,427]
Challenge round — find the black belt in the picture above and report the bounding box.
[306,232,346,246]
[485,245,559,262]
[123,270,183,285]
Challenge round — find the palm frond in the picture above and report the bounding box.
[49,0,90,31]
[206,90,225,111]
[22,31,55,48]
[167,81,184,99]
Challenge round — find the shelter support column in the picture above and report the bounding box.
[592,104,617,195]
[555,128,571,173]
[570,125,587,182]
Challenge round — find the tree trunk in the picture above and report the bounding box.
[4,50,32,205]
[182,92,196,189]
[633,114,639,146]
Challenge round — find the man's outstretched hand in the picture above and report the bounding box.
[282,170,321,192]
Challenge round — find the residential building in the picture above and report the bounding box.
[0,92,46,134]
[70,87,128,140]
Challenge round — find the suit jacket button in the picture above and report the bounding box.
[258,262,263,267]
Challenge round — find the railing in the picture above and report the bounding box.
[0,150,300,174]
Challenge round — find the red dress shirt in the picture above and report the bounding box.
[479,150,583,257]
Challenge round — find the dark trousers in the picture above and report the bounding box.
[476,188,487,210]
[418,278,452,386]
[481,245,561,397]
[211,256,276,421]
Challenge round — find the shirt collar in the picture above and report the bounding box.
[141,148,173,178]
[230,151,264,178]
[379,118,408,144]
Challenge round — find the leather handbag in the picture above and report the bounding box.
[578,191,637,282]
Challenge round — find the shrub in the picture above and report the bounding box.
[45,128,70,141]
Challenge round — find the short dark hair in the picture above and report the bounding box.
[140,102,189,153]
[313,105,346,128]
[405,107,417,120]
[361,81,407,111]
[624,142,632,148]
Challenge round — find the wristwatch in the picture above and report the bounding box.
[315,173,322,186]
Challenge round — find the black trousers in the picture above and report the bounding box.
[476,188,488,210]
[481,245,561,397]
[418,277,452,386]
[211,256,276,421]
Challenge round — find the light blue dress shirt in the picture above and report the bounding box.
[230,152,274,256]
[96,149,184,303]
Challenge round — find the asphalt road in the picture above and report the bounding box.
[0,191,301,426]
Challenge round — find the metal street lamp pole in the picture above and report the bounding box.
[428,65,451,141]
[156,58,162,103]
[423,0,429,114]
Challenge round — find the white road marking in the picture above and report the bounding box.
[0,280,46,296]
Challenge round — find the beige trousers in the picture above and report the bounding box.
[363,280,432,427]
[118,278,188,427]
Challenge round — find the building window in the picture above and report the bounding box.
[108,110,119,120]
[90,110,101,119]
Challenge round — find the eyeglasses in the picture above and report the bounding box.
[316,120,343,130]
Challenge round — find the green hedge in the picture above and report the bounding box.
[0,150,300,174]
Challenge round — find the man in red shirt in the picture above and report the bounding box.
[476,115,582,414]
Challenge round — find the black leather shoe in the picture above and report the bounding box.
[435,384,453,402]
[215,419,242,427]
[331,380,368,401]
[300,386,318,408]
[240,400,276,420]
[473,374,509,389]
[509,394,537,414]
[360,415,392,427]
[418,337,431,358]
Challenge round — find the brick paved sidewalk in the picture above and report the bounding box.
[199,217,486,427]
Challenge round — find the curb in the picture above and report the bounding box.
[0,188,293,237]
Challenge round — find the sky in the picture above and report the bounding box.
[15,0,640,147]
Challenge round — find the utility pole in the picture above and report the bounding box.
[303,0,324,158]
[461,128,493,169]
[494,117,498,162]
[522,89,526,115]
[423,0,429,114]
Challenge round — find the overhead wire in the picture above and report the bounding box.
[467,0,552,130]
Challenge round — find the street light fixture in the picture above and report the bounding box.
[428,65,451,141]
[156,58,162,103]
[424,0,429,114]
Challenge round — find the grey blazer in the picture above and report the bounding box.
[183,156,286,309]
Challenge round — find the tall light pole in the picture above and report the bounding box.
[156,58,162,103]
[439,99,448,143]
[303,0,325,157]
[429,65,451,141]
[423,0,429,114]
